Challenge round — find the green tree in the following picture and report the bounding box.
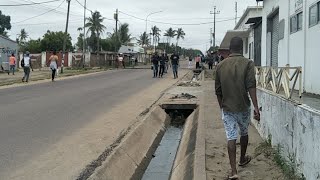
[137,32,150,47]
[176,28,185,50]
[118,23,132,45]
[85,11,106,52]
[76,27,83,50]
[24,39,42,53]
[164,28,176,45]
[151,26,161,49]
[0,11,11,37]
[40,31,73,51]
[18,29,28,43]
[208,46,219,53]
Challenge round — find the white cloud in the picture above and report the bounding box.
[2,0,258,52]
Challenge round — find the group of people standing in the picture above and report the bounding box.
[152,52,180,79]
[207,52,224,69]
[5,51,59,83]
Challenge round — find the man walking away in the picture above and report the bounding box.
[9,53,16,75]
[195,55,201,69]
[164,54,169,73]
[208,53,214,70]
[159,54,166,78]
[21,51,33,83]
[152,52,160,78]
[215,37,260,180]
[170,52,179,79]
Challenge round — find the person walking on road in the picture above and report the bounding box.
[152,52,160,78]
[21,51,33,83]
[215,37,260,180]
[164,54,169,73]
[118,54,125,69]
[159,54,166,78]
[208,53,214,70]
[49,51,59,82]
[188,56,193,69]
[195,55,201,69]
[9,53,16,75]
[170,52,179,79]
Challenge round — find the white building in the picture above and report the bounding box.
[220,7,263,65]
[257,0,320,95]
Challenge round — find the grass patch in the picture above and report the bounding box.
[255,136,306,180]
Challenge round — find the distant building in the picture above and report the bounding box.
[0,35,19,68]
[220,6,263,65]
[118,45,146,63]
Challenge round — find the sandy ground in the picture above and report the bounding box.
[203,80,285,180]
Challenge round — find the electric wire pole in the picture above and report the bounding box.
[210,6,220,50]
[114,9,118,52]
[235,1,238,26]
[82,0,86,68]
[62,0,71,74]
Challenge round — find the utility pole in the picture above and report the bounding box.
[210,6,220,50]
[210,28,213,47]
[62,0,71,74]
[114,9,118,52]
[82,0,86,68]
[235,1,238,26]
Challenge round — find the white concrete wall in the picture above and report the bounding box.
[305,0,320,94]
[253,89,320,179]
[261,0,320,94]
[41,52,46,68]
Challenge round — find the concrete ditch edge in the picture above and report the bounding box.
[87,106,170,180]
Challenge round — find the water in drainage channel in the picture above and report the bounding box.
[142,106,195,180]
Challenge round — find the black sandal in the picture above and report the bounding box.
[238,155,252,167]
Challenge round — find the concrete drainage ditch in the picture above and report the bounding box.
[142,104,198,180]
[87,103,199,180]
[87,71,203,180]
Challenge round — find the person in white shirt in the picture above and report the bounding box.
[21,51,33,83]
[118,54,125,69]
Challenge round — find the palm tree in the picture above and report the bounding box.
[164,28,176,45]
[18,29,28,44]
[118,23,132,45]
[137,32,150,47]
[176,28,185,50]
[151,26,161,50]
[85,11,106,52]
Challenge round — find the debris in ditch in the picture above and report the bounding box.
[177,81,201,87]
[170,93,197,100]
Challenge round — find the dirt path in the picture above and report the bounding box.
[203,80,284,180]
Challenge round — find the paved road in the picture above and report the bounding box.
[0,69,161,178]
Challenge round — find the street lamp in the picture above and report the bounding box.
[145,11,163,34]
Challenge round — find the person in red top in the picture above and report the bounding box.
[9,53,16,75]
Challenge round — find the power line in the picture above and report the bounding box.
[118,11,236,26]
[18,0,84,17]
[0,0,61,6]
[12,0,65,24]
[74,0,92,13]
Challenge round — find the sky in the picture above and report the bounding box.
[2,0,259,52]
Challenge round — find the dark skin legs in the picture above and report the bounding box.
[217,95,253,176]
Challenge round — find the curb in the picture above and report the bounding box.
[87,106,170,180]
